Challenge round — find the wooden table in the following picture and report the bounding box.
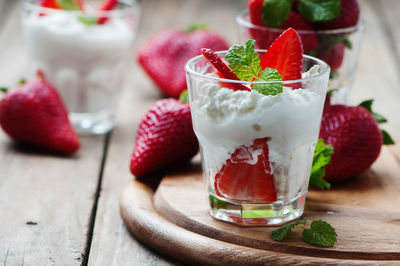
[0,0,399,265]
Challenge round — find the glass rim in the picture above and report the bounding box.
[185,51,330,85]
[236,9,365,35]
[20,0,139,17]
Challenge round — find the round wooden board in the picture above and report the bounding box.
[120,145,400,265]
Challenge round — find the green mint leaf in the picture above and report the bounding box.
[342,38,352,49]
[262,0,292,28]
[252,68,283,96]
[78,16,97,25]
[309,139,333,189]
[303,220,337,247]
[271,220,307,242]
[298,0,341,23]
[382,129,395,145]
[359,99,388,124]
[225,40,262,81]
[179,90,189,103]
[0,87,8,92]
[58,0,81,10]
[185,23,209,33]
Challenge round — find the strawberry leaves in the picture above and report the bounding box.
[261,0,292,28]
[225,40,283,96]
[298,0,341,23]
[359,99,395,145]
[310,139,333,189]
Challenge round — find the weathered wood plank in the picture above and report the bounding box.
[0,5,106,265]
[350,0,400,136]
[87,0,246,264]
[379,0,400,72]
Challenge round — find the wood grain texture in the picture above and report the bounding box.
[120,145,400,265]
[0,4,107,265]
[350,0,400,136]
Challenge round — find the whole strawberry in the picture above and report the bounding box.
[0,73,80,155]
[318,0,360,30]
[317,43,345,72]
[319,104,382,182]
[137,26,229,98]
[130,96,198,177]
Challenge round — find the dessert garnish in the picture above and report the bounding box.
[272,219,337,248]
[130,91,199,177]
[0,71,80,155]
[138,24,229,97]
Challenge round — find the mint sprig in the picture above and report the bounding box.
[271,219,337,247]
[298,0,341,23]
[303,220,337,247]
[58,0,81,10]
[310,139,333,189]
[271,220,306,241]
[225,40,283,96]
[261,0,292,28]
[359,99,395,145]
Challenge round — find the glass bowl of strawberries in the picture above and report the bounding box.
[21,0,140,134]
[237,0,364,104]
[185,29,330,226]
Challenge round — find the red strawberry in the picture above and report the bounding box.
[317,43,345,72]
[138,29,229,98]
[318,0,360,30]
[319,104,382,182]
[97,0,118,24]
[40,0,62,9]
[0,73,80,155]
[200,48,250,91]
[215,138,277,203]
[130,98,199,177]
[279,12,318,54]
[248,0,265,26]
[260,28,303,81]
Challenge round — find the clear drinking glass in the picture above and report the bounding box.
[21,0,140,134]
[185,51,330,226]
[237,10,364,104]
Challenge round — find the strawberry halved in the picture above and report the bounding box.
[97,0,118,24]
[214,138,277,203]
[260,28,303,81]
[201,48,250,91]
[40,0,62,10]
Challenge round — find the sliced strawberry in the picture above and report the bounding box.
[248,0,265,26]
[98,0,118,24]
[260,28,303,81]
[215,138,277,203]
[200,48,250,91]
[40,0,62,10]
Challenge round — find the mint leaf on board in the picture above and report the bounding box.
[303,220,337,247]
[225,40,262,81]
[298,0,341,23]
[309,139,333,189]
[58,0,81,10]
[252,68,283,96]
[179,90,189,103]
[261,0,292,28]
[382,129,395,145]
[359,99,388,124]
[271,220,307,242]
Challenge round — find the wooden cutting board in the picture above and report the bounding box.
[120,144,400,265]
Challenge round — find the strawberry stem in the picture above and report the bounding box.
[185,23,208,33]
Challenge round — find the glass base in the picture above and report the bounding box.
[70,110,115,135]
[209,192,306,226]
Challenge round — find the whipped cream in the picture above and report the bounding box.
[23,12,135,114]
[191,67,324,200]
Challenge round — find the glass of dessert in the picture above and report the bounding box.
[236,0,364,104]
[185,29,330,226]
[21,0,140,134]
